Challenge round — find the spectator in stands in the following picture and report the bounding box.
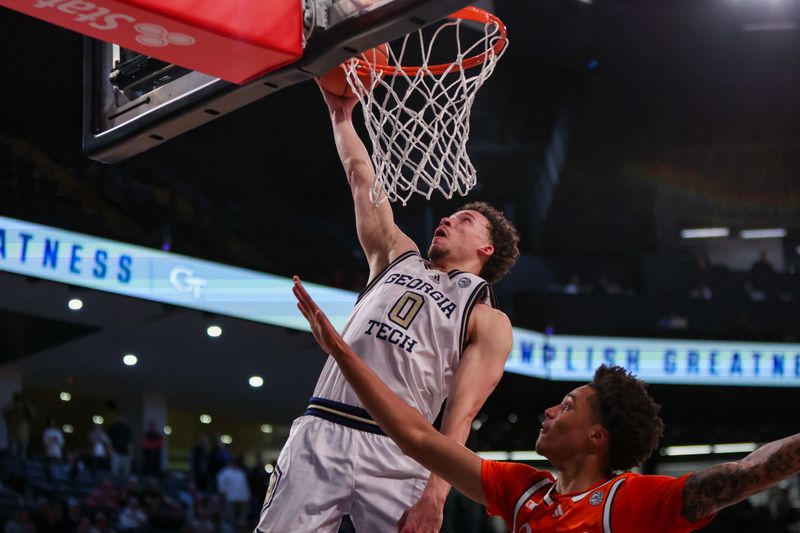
[140,476,162,505]
[67,450,88,485]
[248,460,270,504]
[117,496,147,532]
[58,499,83,532]
[31,497,58,532]
[751,250,776,275]
[119,477,142,507]
[207,436,231,493]
[3,508,36,533]
[563,273,582,295]
[598,276,623,296]
[75,516,92,533]
[86,477,121,513]
[107,414,133,479]
[187,505,214,533]
[216,456,251,527]
[747,250,779,302]
[657,311,689,331]
[2,391,35,460]
[689,283,713,301]
[43,417,65,477]
[160,497,187,530]
[190,435,212,491]
[88,423,112,476]
[140,421,164,478]
[90,511,114,533]
[177,481,201,517]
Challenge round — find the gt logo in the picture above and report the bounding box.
[169,266,208,299]
[134,23,195,48]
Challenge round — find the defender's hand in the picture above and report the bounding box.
[292,276,345,357]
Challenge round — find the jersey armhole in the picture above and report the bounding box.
[356,251,418,304]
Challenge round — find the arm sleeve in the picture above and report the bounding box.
[616,474,716,531]
[481,460,552,526]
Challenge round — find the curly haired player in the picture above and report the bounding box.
[293,276,800,533]
[256,86,520,533]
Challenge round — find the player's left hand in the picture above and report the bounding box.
[293,276,344,357]
[397,496,444,533]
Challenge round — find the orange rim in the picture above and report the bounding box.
[352,6,507,77]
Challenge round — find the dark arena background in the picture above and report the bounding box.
[1,0,799,532]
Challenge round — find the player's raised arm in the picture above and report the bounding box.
[293,276,487,505]
[318,85,417,277]
[681,433,800,522]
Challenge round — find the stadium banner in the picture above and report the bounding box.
[507,329,800,387]
[1,215,798,387]
[0,215,355,332]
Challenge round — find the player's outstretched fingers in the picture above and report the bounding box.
[292,276,341,355]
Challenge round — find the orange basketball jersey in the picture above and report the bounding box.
[481,460,715,533]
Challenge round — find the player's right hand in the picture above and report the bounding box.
[316,78,359,115]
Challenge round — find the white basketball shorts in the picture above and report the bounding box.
[255,399,430,532]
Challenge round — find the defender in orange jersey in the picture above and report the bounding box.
[292,277,800,533]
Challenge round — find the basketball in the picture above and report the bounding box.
[320,44,390,97]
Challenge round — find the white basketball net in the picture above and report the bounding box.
[344,11,507,205]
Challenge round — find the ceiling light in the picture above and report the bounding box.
[740,228,787,239]
[477,451,510,460]
[742,21,797,32]
[680,228,729,239]
[207,325,222,338]
[660,445,713,456]
[249,376,264,388]
[264,464,274,474]
[260,424,273,434]
[67,298,83,310]
[510,450,547,461]
[471,419,483,430]
[660,443,758,456]
[62,424,74,434]
[59,392,71,402]
[508,413,518,424]
[92,415,104,425]
[163,425,172,435]
[220,434,233,444]
[200,414,212,424]
[713,443,757,454]
[123,354,138,366]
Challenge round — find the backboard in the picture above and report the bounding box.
[83,0,474,163]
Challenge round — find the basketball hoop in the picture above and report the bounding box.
[343,7,508,205]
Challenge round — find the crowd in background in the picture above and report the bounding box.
[1,394,268,533]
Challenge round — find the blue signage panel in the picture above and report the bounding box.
[1,215,798,386]
[0,215,356,331]
[508,329,800,387]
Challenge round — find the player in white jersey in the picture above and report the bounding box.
[256,85,520,533]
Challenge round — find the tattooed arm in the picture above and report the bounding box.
[681,433,800,521]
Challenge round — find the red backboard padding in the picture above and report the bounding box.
[2,0,303,84]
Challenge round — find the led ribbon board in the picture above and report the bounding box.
[1,215,798,386]
[507,330,800,386]
[0,215,355,331]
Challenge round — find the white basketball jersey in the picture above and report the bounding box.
[313,251,495,423]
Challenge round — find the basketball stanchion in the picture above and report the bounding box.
[341,6,508,205]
